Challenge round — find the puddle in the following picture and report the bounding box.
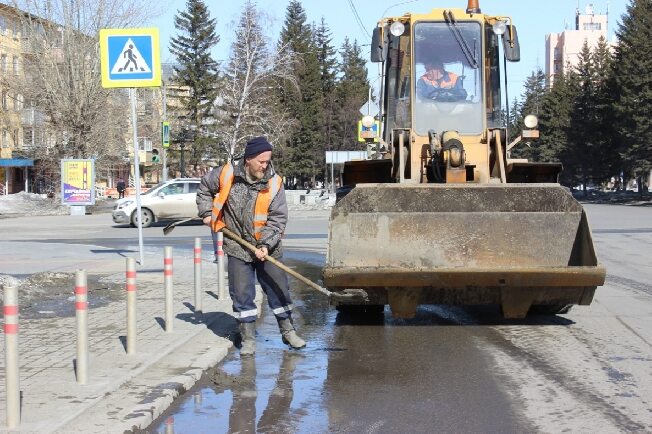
[1,271,123,319]
[148,256,333,433]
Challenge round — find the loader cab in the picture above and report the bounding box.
[412,20,484,136]
[374,8,517,184]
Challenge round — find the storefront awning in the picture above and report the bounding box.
[0,158,34,167]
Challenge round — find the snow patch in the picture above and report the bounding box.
[0,192,68,216]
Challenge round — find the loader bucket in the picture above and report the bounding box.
[323,183,606,318]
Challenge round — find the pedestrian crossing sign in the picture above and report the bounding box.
[100,28,161,88]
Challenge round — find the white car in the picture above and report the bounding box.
[112,178,200,228]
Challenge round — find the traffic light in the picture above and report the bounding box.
[152,148,161,163]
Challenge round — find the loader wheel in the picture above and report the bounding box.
[335,304,385,315]
[529,304,573,315]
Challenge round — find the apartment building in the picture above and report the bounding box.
[545,3,615,87]
[0,3,32,194]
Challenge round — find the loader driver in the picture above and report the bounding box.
[417,59,467,102]
[196,137,306,356]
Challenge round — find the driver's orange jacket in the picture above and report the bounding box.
[420,71,458,89]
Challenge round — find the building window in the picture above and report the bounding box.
[0,16,6,33]
[12,56,18,75]
[1,54,7,73]
[1,91,7,110]
[583,23,601,31]
[138,137,152,151]
[1,129,8,148]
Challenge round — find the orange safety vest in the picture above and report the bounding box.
[421,71,458,89]
[210,162,283,240]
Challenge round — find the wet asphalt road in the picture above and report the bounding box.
[144,203,652,433]
[147,254,537,434]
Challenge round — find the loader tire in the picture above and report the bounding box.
[529,304,573,315]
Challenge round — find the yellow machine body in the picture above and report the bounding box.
[323,4,605,318]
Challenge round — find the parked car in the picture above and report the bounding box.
[112,178,200,228]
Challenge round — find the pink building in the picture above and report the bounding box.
[545,4,614,87]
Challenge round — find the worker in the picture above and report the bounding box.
[417,59,467,101]
[196,136,306,356]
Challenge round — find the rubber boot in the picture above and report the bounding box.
[277,318,306,349]
[239,322,256,356]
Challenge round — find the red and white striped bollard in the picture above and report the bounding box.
[193,237,202,313]
[126,257,137,354]
[164,246,173,332]
[3,282,20,427]
[75,270,88,384]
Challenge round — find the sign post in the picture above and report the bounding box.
[100,28,161,266]
[162,121,170,182]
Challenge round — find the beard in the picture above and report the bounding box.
[247,165,265,181]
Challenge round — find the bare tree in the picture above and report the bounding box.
[7,0,162,178]
[216,1,297,158]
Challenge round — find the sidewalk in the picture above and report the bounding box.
[0,244,237,433]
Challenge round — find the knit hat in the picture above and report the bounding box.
[244,136,273,158]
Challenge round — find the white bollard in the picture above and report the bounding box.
[164,246,173,332]
[217,232,227,300]
[75,270,89,385]
[126,257,137,355]
[193,238,202,313]
[3,283,20,428]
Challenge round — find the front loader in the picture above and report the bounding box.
[322,0,605,319]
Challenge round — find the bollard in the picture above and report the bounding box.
[193,238,202,313]
[126,257,137,355]
[164,416,175,434]
[3,283,20,428]
[217,231,227,300]
[164,246,173,332]
[75,270,89,385]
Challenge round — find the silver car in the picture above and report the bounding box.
[112,178,200,227]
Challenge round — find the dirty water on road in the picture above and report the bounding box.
[148,252,532,434]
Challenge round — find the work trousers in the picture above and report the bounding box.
[228,255,294,323]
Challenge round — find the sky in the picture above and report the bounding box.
[150,0,629,102]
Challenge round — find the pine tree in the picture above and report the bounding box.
[334,37,370,151]
[169,0,220,165]
[277,1,324,185]
[613,0,652,194]
[566,42,596,192]
[591,36,618,184]
[315,18,338,94]
[537,72,574,162]
[315,18,339,162]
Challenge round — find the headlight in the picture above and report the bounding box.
[492,20,507,36]
[119,200,134,209]
[390,21,405,36]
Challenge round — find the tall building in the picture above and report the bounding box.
[0,4,31,194]
[545,3,613,87]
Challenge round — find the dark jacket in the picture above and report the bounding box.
[196,158,288,262]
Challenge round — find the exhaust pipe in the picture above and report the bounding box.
[466,0,481,14]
